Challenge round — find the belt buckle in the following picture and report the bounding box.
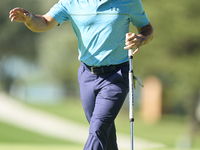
[91,66,97,74]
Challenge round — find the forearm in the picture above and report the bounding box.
[9,8,58,33]
[137,23,154,45]
[25,14,49,33]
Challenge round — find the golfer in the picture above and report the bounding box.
[9,0,153,149]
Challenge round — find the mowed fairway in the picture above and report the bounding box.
[1,144,199,150]
[0,144,82,150]
[0,120,83,150]
[0,97,199,150]
[0,94,167,150]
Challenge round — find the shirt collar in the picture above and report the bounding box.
[99,0,110,5]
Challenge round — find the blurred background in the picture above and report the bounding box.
[0,0,199,150]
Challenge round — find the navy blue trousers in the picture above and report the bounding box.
[78,62,129,150]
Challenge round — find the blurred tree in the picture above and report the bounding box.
[133,0,200,144]
[0,0,43,91]
[0,1,42,60]
[36,22,80,94]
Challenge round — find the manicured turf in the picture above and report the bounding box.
[0,99,199,150]
[0,121,75,145]
[27,99,200,149]
[0,144,82,150]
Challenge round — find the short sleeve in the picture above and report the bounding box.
[130,0,149,28]
[47,0,69,25]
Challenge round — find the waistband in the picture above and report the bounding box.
[81,61,129,75]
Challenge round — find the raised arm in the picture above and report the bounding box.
[9,7,59,32]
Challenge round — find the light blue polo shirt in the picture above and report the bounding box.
[47,0,149,66]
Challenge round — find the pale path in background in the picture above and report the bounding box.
[0,93,165,150]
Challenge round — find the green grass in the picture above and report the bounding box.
[27,98,200,149]
[0,121,76,145]
[0,144,82,150]
[27,99,88,125]
[0,98,199,150]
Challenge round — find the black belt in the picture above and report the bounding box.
[84,61,128,75]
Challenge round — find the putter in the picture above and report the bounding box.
[128,48,144,150]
